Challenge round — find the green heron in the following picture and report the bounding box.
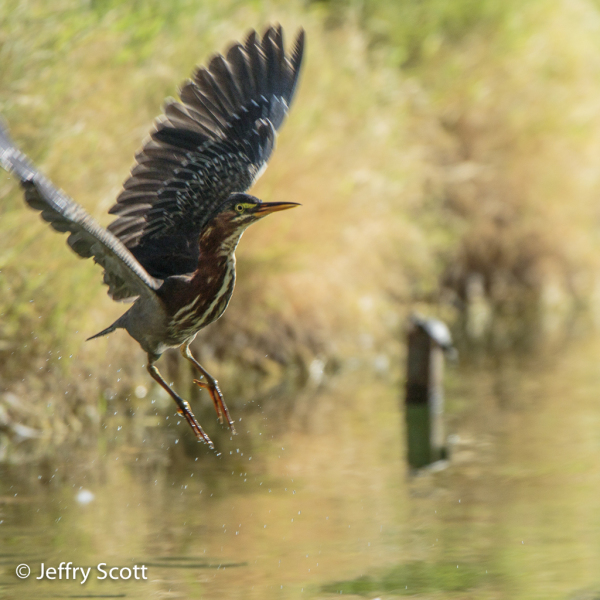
[0,25,305,448]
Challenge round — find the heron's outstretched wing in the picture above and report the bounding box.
[0,125,162,301]
[107,25,305,279]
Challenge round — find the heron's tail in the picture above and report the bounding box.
[87,317,124,341]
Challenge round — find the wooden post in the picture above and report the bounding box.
[405,315,453,468]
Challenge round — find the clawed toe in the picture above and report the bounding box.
[181,345,236,435]
[176,405,214,448]
[193,378,236,435]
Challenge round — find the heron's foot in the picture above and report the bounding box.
[177,400,214,448]
[193,378,237,435]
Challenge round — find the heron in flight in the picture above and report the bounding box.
[0,25,305,448]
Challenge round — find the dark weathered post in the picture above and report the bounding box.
[405,315,454,468]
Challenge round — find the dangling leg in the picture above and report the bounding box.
[180,343,236,435]
[146,353,214,448]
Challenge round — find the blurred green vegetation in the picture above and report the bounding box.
[2,0,600,450]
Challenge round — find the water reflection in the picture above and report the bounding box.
[1,335,600,599]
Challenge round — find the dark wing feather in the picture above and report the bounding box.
[0,125,162,301]
[108,25,305,279]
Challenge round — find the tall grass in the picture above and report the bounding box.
[2,0,600,445]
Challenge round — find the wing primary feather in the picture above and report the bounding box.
[209,54,244,109]
[289,29,305,101]
[192,68,235,120]
[227,44,255,100]
[245,30,268,99]
[180,81,228,130]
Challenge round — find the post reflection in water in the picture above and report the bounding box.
[1,335,600,599]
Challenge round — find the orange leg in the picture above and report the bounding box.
[180,343,237,435]
[146,354,214,448]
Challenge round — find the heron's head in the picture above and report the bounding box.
[200,193,299,255]
[219,192,299,227]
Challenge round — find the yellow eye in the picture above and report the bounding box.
[235,203,245,214]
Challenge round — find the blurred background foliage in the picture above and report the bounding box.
[2,0,600,452]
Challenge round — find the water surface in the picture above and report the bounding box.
[1,336,600,599]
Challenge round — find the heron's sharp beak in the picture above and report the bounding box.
[254,201,300,215]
